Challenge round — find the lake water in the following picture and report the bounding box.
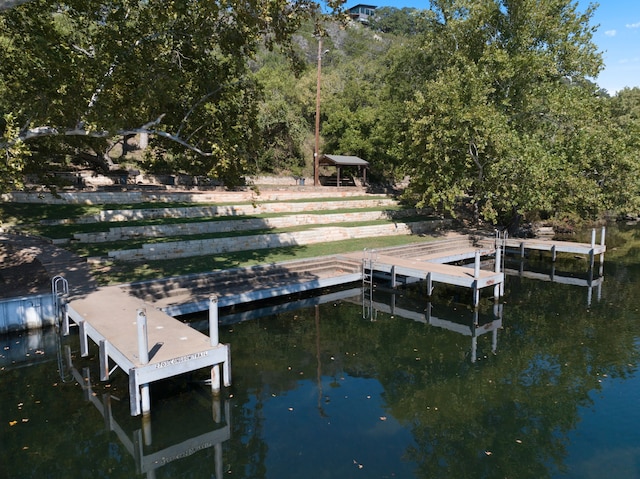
[2,225,640,478]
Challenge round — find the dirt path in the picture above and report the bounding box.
[0,233,96,299]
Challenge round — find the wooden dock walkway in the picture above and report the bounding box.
[65,287,230,416]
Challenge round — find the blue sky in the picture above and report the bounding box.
[356,1,640,94]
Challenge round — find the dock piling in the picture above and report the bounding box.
[473,251,481,307]
[136,309,151,416]
[209,297,221,395]
[494,246,502,299]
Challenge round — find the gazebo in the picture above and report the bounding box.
[318,154,369,186]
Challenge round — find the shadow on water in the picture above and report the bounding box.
[4,224,640,478]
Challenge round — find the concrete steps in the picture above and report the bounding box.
[47,197,398,226]
[71,208,421,243]
[123,257,362,305]
[101,220,451,262]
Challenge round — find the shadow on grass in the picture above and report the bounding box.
[92,244,310,285]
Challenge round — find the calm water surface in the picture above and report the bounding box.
[2,225,640,478]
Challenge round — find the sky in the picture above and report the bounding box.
[361,0,640,95]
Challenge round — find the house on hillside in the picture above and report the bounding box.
[348,4,377,24]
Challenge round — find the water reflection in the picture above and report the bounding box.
[360,285,503,363]
[504,256,604,306]
[59,344,231,478]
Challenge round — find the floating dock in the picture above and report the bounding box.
[65,287,230,416]
[501,227,606,266]
[57,230,606,415]
[343,246,504,307]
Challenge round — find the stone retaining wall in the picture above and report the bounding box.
[59,198,398,226]
[3,188,375,205]
[104,220,450,262]
[72,209,420,243]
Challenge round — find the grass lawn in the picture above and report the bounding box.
[91,233,444,285]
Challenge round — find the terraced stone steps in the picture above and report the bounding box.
[46,197,398,226]
[72,208,421,243]
[102,220,451,262]
[365,235,476,259]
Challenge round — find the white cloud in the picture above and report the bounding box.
[605,29,617,36]
[625,21,640,28]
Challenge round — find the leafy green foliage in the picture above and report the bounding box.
[383,0,639,225]
[368,6,430,35]
[0,0,344,191]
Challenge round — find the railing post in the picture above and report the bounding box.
[589,229,596,269]
[209,296,221,395]
[494,246,502,299]
[473,250,480,307]
[209,296,219,347]
[136,309,150,415]
[600,226,606,273]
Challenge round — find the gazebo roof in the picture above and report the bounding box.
[319,154,369,167]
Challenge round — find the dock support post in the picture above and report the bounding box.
[426,273,433,296]
[136,309,151,416]
[551,245,556,262]
[600,226,606,273]
[79,321,88,357]
[473,251,480,308]
[520,242,525,259]
[494,246,502,299]
[391,266,396,288]
[99,339,109,381]
[209,296,221,395]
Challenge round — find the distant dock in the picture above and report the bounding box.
[502,227,606,266]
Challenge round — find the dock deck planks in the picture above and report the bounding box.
[67,286,230,416]
[503,237,606,256]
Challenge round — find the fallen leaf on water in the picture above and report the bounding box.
[9,420,17,426]
[379,416,387,421]
[485,451,493,456]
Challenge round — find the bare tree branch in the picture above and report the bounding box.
[2,116,213,157]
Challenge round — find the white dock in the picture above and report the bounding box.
[343,247,504,307]
[65,287,230,416]
[502,227,606,265]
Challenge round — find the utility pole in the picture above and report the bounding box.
[314,35,322,187]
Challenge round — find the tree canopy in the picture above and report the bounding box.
[0,0,343,190]
[380,0,639,225]
[2,0,640,225]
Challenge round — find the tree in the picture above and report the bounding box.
[0,0,344,192]
[384,0,639,225]
[368,6,430,36]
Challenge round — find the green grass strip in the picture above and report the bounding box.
[15,205,407,239]
[91,233,443,285]
[69,215,439,257]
